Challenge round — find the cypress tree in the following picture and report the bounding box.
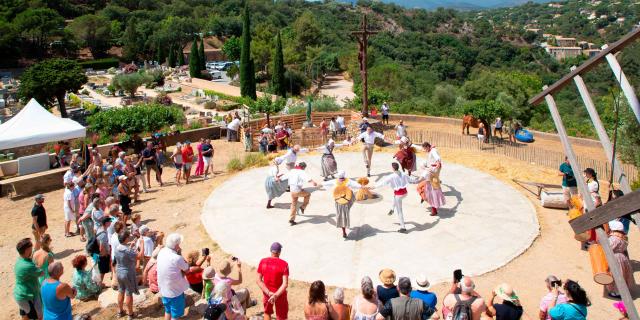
[240,3,257,100]
[199,37,206,71]
[156,42,166,66]
[189,38,200,78]
[177,44,185,66]
[167,43,176,67]
[271,31,286,97]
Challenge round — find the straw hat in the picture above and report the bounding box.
[202,266,216,280]
[217,260,232,277]
[494,283,520,305]
[379,269,396,286]
[415,274,431,289]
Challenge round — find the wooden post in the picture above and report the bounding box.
[351,14,378,117]
[603,45,640,124]
[544,90,639,320]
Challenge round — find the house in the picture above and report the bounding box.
[545,46,583,60]
[583,49,601,57]
[548,3,564,8]
[555,36,577,47]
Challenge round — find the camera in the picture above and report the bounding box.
[202,248,210,256]
[551,280,562,288]
[453,269,463,283]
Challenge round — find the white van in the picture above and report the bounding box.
[209,70,223,79]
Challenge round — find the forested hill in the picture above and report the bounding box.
[1,0,638,165]
[334,0,556,10]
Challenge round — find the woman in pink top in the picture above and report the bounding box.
[194,138,205,176]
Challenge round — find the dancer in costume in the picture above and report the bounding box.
[420,142,445,216]
[375,162,420,233]
[357,126,385,177]
[273,145,303,171]
[393,136,417,176]
[318,139,340,181]
[287,162,319,226]
[322,171,362,238]
[265,165,289,209]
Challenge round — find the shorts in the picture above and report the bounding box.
[382,114,389,120]
[64,210,76,222]
[97,255,111,274]
[477,135,485,141]
[162,293,185,318]
[174,163,183,170]
[16,298,42,320]
[183,163,192,172]
[203,156,212,167]
[563,186,578,201]
[263,292,288,319]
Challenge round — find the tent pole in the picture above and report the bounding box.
[544,89,639,320]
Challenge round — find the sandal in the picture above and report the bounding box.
[117,310,126,317]
[127,313,138,319]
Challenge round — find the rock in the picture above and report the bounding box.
[98,288,148,309]
[190,299,208,315]
[184,288,200,306]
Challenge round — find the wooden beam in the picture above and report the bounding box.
[569,190,640,234]
[529,27,640,105]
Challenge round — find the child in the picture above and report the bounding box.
[202,266,216,301]
[130,213,142,237]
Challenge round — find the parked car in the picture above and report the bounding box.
[209,70,223,79]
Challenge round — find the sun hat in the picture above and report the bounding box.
[415,274,431,289]
[118,175,127,181]
[609,220,625,233]
[217,260,232,277]
[494,283,520,305]
[270,242,282,253]
[379,269,396,286]
[202,266,216,280]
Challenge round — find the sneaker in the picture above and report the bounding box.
[608,292,621,299]
[289,220,297,226]
[398,228,407,233]
[367,173,371,177]
[387,210,393,216]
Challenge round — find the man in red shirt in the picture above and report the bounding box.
[257,242,289,320]
[181,141,194,184]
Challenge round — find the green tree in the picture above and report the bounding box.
[199,37,206,71]
[189,38,201,78]
[121,18,141,61]
[111,72,153,98]
[177,45,185,66]
[87,103,184,136]
[462,99,511,138]
[167,44,176,67]
[222,36,241,61]
[156,42,166,65]
[67,14,112,58]
[12,8,64,54]
[18,59,87,118]
[271,31,286,98]
[240,3,257,100]
[249,95,285,127]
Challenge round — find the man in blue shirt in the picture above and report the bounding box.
[410,274,437,310]
[558,157,577,207]
[359,117,371,133]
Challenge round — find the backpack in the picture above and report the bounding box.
[86,231,104,255]
[333,180,353,205]
[203,302,226,320]
[450,295,476,320]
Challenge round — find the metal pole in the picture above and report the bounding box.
[544,90,639,320]
[602,45,640,124]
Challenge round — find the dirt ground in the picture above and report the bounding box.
[1,140,638,320]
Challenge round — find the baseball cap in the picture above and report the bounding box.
[34,194,45,200]
[270,242,282,253]
[101,216,113,224]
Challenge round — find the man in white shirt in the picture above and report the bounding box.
[336,116,346,135]
[357,126,385,177]
[287,162,319,226]
[381,102,390,125]
[274,145,301,171]
[157,233,190,320]
[375,162,420,233]
[395,120,407,139]
[62,181,76,237]
[227,117,241,142]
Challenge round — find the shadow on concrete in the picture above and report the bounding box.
[298,213,336,226]
[404,219,441,234]
[349,223,394,241]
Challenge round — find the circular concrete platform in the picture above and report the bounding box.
[201,152,539,288]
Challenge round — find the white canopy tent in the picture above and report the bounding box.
[0,98,86,150]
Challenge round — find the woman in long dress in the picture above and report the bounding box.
[606,220,633,298]
[265,166,288,209]
[194,138,205,176]
[323,171,362,238]
[418,161,446,216]
[393,137,416,176]
[320,139,339,180]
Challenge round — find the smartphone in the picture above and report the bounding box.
[202,248,210,256]
[231,256,238,261]
[453,269,463,283]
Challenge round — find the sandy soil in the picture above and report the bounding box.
[319,73,356,107]
[1,141,638,320]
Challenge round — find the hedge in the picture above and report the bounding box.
[87,103,184,137]
[78,58,120,70]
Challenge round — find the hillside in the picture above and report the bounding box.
[335,0,557,10]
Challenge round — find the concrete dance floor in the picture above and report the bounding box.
[202,152,539,288]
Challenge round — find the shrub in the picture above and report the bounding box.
[87,103,184,136]
[154,92,173,105]
[78,57,120,70]
[243,152,268,168]
[188,121,203,130]
[204,101,217,109]
[226,157,244,172]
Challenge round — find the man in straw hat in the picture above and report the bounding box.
[410,274,438,311]
[322,170,362,238]
[487,283,524,319]
[257,242,289,320]
[421,142,445,216]
[357,126,385,177]
[375,162,420,233]
[286,162,319,226]
[379,277,437,320]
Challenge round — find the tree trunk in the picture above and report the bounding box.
[266,113,271,128]
[56,93,68,118]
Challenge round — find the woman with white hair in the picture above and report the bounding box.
[157,233,190,320]
[350,276,381,320]
[323,171,362,239]
[332,288,351,320]
[41,261,76,319]
[606,220,633,298]
[319,139,339,181]
[209,281,246,320]
[171,142,184,186]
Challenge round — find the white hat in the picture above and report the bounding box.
[400,136,409,143]
[327,139,335,146]
[362,117,368,122]
[609,220,625,233]
[139,225,150,235]
[415,274,430,289]
[118,175,127,181]
[337,170,346,179]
